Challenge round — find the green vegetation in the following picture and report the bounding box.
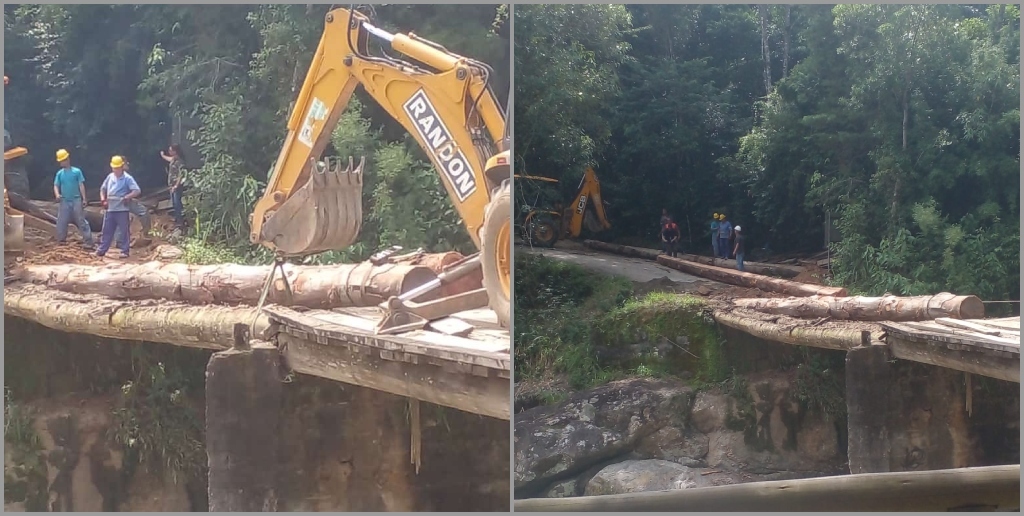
[5,4,508,264]
[3,388,47,511]
[516,4,1020,303]
[514,254,723,390]
[111,347,209,484]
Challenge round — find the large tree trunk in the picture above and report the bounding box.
[583,240,661,260]
[714,310,870,350]
[4,283,267,350]
[734,293,984,322]
[583,240,803,278]
[782,5,792,77]
[657,254,847,297]
[759,4,772,95]
[12,260,439,308]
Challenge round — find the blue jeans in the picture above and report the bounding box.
[718,237,730,258]
[736,253,745,272]
[97,210,131,257]
[115,200,151,248]
[55,198,94,246]
[712,236,719,257]
[171,189,185,228]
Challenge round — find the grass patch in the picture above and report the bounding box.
[515,254,724,392]
[514,253,632,389]
[595,292,726,384]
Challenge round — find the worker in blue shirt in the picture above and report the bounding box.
[52,148,95,248]
[96,156,142,258]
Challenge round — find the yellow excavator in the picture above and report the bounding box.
[249,8,510,332]
[4,76,26,256]
[516,166,611,248]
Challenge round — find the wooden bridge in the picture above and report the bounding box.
[881,316,1019,383]
[264,305,510,419]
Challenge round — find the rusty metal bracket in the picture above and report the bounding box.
[375,253,486,335]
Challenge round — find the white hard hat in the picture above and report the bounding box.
[734,225,742,231]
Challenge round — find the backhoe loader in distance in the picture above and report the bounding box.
[517,166,611,248]
[249,7,511,330]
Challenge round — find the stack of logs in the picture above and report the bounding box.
[3,251,483,349]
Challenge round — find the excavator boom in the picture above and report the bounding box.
[564,166,611,238]
[249,8,511,328]
[250,8,506,256]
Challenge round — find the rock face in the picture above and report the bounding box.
[3,396,197,513]
[514,378,694,497]
[514,374,848,499]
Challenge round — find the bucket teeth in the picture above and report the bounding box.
[261,156,366,256]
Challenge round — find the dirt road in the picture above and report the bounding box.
[519,244,703,285]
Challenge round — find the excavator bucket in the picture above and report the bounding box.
[260,156,365,256]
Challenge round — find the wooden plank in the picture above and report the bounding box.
[279,333,510,420]
[514,465,1021,512]
[427,317,475,337]
[888,335,1020,383]
[403,328,509,354]
[264,306,510,367]
[977,317,1021,331]
[883,322,1021,354]
[934,317,1003,336]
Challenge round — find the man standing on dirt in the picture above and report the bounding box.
[52,148,95,249]
[96,156,142,259]
[710,213,720,258]
[732,225,746,272]
[661,217,681,257]
[717,214,733,259]
[159,144,187,232]
[113,157,152,250]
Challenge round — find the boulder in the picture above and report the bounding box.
[514,378,693,496]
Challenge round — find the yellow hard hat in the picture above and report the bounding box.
[719,213,726,219]
[56,149,70,162]
[110,155,124,168]
[713,213,719,218]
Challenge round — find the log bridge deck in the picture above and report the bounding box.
[264,305,510,420]
[3,281,511,420]
[880,316,1019,383]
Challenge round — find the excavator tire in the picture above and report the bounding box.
[481,179,511,328]
[529,215,559,248]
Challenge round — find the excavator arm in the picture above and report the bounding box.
[564,166,611,238]
[249,8,511,329]
[250,8,506,255]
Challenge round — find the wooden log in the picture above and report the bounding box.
[513,464,1021,512]
[12,260,438,309]
[28,199,105,230]
[658,255,847,297]
[583,240,803,278]
[714,310,869,350]
[3,283,269,350]
[387,250,483,297]
[734,293,985,321]
[583,240,662,260]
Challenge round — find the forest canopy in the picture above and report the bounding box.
[5,4,509,262]
[514,4,1020,301]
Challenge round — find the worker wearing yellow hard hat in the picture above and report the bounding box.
[717,213,732,259]
[52,148,95,249]
[95,155,142,259]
